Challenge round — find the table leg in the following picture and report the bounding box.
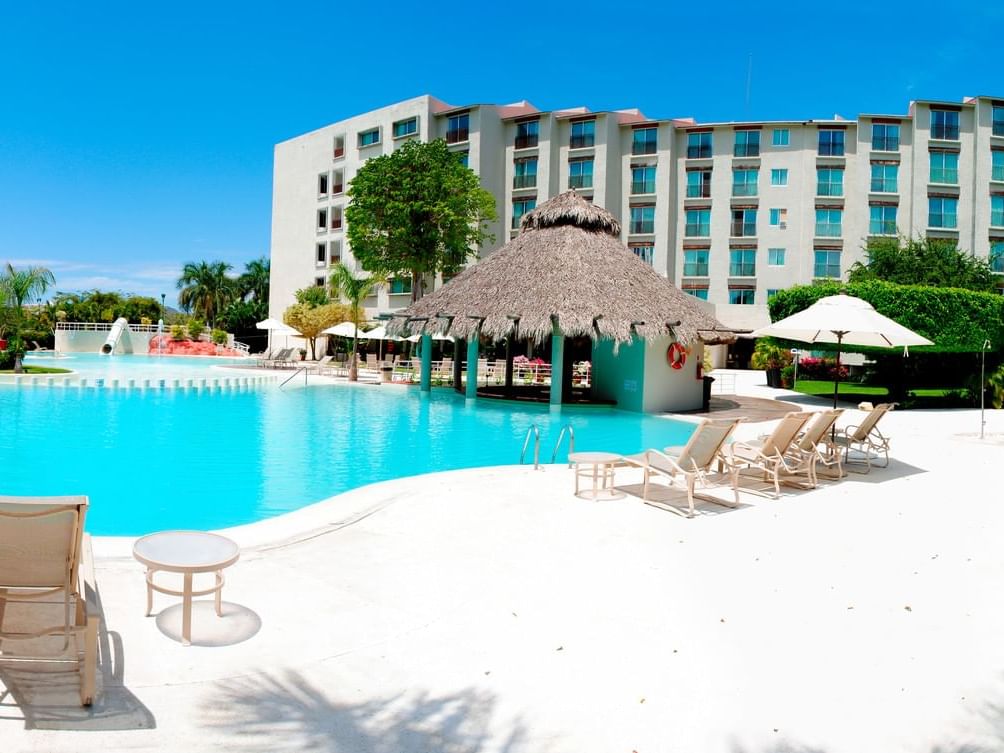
[215,570,223,617]
[574,463,580,495]
[145,569,153,616]
[591,463,598,499]
[182,571,193,646]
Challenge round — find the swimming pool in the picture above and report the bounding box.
[2,359,696,536]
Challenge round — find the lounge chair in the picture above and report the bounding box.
[781,408,844,487]
[0,495,100,706]
[831,403,894,472]
[310,355,334,374]
[622,417,743,518]
[725,411,812,498]
[263,348,292,368]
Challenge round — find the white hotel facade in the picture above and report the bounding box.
[269,94,1004,330]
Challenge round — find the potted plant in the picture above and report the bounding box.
[298,348,307,361]
[750,339,792,388]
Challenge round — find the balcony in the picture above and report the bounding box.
[631,181,655,195]
[729,263,756,277]
[994,119,1004,137]
[446,128,469,144]
[870,221,897,235]
[685,223,710,237]
[931,125,959,140]
[815,223,843,237]
[872,137,899,151]
[330,218,342,230]
[816,184,843,197]
[569,135,594,149]
[683,263,709,276]
[511,215,526,230]
[871,179,897,193]
[732,184,758,197]
[629,220,655,234]
[332,183,343,195]
[632,246,654,265]
[993,166,1004,182]
[333,147,345,159]
[569,175,593,190]
[513,175,537,189]
[687,145,712,159]
[515,134,538,149]
[818,144,845,157]
[632,140,657,156]
[731,222,756,237]
[733,144,760,158]
[929,169,958,185]
[992,211,1004,228]
[686,184,711,198]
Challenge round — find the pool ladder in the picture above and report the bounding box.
[279,366,308,389]
[519,423,575,470]
[551,424,575,467]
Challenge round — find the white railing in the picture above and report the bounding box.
[57,321,168,333]
[232,341,250,355]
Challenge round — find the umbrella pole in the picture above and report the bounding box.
[832,333,844,410]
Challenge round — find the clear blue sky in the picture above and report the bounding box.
[2,1,1002,305]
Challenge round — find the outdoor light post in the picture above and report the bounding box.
[160,293,166,321]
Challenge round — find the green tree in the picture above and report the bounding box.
[283,302,353,360]
[177,261,238,327]
[0,263,56,372]
[329,263,382,381]
[848,236,998,292]
[294,285,330,307]
[239,257,270,303]
[345,139,496,301]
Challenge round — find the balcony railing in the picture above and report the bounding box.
[928,213,958,229]
[513,175,537,189]
[992,211,1004,228]
[931,125,960,140]
[333,147,345,159]
[512,215,527,230]
[817,183,843,197]
[994,120,1004,137]
[687,145,712,159]
[733,144,760,157]
[632,140,657,156]
[870,221,897,235]
[569,135,594,149]
[330,218,342,230]
[993,166,1004,182]
[686,184,711,198]
[569,175,593,190]
[631,181,655,195]
[332,183,343,195]
[930,169,958,184]
[731,222,756,237]
[629,220,654,234]
[818,143,845,156]
[685,223,710,237]
[872,137,899,151]
[446,128,469,144]
[732,184,758,197]
[515,134,538,149]
[871,179,897,193]
[683,263,709,276]
[632,247,654,264]
[815,223,843,237]
[729,263,756,277]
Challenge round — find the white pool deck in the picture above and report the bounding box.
[5,371,1004,753]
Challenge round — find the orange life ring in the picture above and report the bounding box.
[667,342,687,370]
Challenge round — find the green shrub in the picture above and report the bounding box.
[170,324,187,341]
[187,319,205,341]
[0,349,13,370]
[750,338,792,369]
[211,328,228,345]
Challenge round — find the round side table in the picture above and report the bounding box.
[568,451,624,500]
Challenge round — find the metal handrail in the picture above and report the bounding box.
[520,424,540,469]
[279,367,308,389]
[551,424,575,466]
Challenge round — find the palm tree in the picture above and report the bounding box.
[1,263,56,373]
[176,261,237,328]
[239,257,270,304]
[329,263,382,381]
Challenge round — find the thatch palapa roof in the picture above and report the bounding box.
[387,191,735,346]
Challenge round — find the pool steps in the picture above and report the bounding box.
[0,374,280,390]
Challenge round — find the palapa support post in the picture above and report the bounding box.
[453,339,465,393]
[465,317,483,400]
[550,315,564,406]
[420,334,433,392]
[505,316,519,398]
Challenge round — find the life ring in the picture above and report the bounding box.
[667,342,687,370]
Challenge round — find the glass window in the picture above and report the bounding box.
[317,208,327,230]
[728,288,755,304]
[683,249,709,276]
[734,130,760,157]
[446,113,470,144]
[929,151,959,184]
[731,208,757,237]
[871,163,898,193]
[568,158,594,189]
[392,117,418,138]
[630,243,654,265]
[457,152,469,168]
[687,132,712,159]
[318,173,329,195]
[358,128,380,147]
[869,205,897,235]
[994,107,1004,138]
[515,120,539,149]
[388,277,413,295]
[632,127,657,155]
[928,197,958,228]
[729,248,756,277]
[993,151,1004,181]
[992,196,1004,227]
[685,209,711,237]
[770,168,788,186]
[684,288,710,300]
[629,205,655,234]
[332,169,344,193]
[818,129,845,156]
[772,128,790,146]
[316,242,326,264]
[732,169,758,197]
[768,208,787,227]
[686,170,711,198]
[815,209,843,237]
[817,168,844,197]
[513,157,537,189]
[570,120,595,149]
[767,289,781,299]
[814,250,841,278]
[991,241,1004,274]
[768,248,786,266]
[872,124,900,151]
[329,240,341,263]
[330,207,342,230]
[314,276,326,288]
[631,165,656,194]
[512,197,536,229]
[930,109,960,140]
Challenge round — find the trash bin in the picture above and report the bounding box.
[702,375,715,411]
[380,366,393,383]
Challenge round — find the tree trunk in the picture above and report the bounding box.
[411,270,423,303]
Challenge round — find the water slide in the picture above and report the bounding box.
[100,317,134,355]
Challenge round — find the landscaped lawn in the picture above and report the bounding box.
[792,379,889,398]
[0,365,72,374]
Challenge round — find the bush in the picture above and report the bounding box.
[780,364,795,388]
[187,319,205,341]
[0,349,12,370]
[797,356,849,381]
[211,329,228,345]
[170,324,188,341]
[750,339,792,370]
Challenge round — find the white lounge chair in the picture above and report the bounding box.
[832,402,894,472]
[725,411,812,498]
[781,408,844,487]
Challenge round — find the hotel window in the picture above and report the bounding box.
[818,129,845,156]
[446,113,470,144]
[728,287,755,304]
[993,150,1004,181]
[513,157,538,189]
[629,205,655,234]
[734,130,760,157]
[870,205,897,235]
[768,247,786,266]
[731,208,757,237]
[388,277,413,295]
[686,170,711,198]
[930,108,960,140]
[632,127,657,155]
[729,248,756,277]
[813,250,841,279]
[316,242,327,264]
[684,287,709,300]
[991,241,1004,274]
[772,128,790,146]
[317,208,327,231]
[631,165,656,195]
[770,168,788,186]
[732,169,758,197]
[512,197,536,229]
[685,209,711,237]
[333,135,345,159]
[992,196,1004,227]
[994,106,1004,137]
[871,163,898,193]
[515,119,539,149]
[358,127,381,147]
[928,197,958,228]
[318,173,329,195]
[630,243,654,265]
[683,249,709,276]
[872,123,900,152]
[929,151,959,184]
[687,132,712,159]
[392,117,418,139]
[330,207,342,230]
[314,277,326,288]
[767,289,781,299]
[333,169,344,194]
[768,208,787,227]
[817,168,844,196]
[457,152,469,168]
[568,158,594,189]
[329,240,341,264]
[815,209,842,237]
[569,119,595,149]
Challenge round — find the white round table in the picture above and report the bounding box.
[569,451,624,500]
[133,531,240,646]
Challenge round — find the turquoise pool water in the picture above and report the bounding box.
[2,358,695,535]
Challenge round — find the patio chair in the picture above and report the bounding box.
[310,355,334,374]
[0,495,100,706]
[725,411,812,498]
[831,403,894,472]
[622,417,744,518]
[264,348,292,368]
[781,408,844,488]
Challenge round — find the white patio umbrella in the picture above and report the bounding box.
[751,293,933,408]
[361,324,402,360]
[321,321,366,338]
[256,318,301,357]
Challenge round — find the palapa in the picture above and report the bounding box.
[387,191,734,346]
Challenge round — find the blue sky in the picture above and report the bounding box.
[2,1,1002,305]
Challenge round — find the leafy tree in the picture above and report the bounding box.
[51,290,161,324]
[0,263,55,372]
[294,285,330,307]
[177,261,238,327]
[345,139,496,301]
[283,302,353,360]
[239,257,270,303]
[848,236,998,292]
[329,262,381,381]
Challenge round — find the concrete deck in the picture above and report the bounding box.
[4,371,1004,752]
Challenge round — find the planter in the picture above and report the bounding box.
[766,367,783,388]
[380,366,393,383]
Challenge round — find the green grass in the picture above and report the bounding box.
[0,365,72,374]
[792,380,889,397]
[908,388,957,397]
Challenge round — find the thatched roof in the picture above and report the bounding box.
[387,191,734,346]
